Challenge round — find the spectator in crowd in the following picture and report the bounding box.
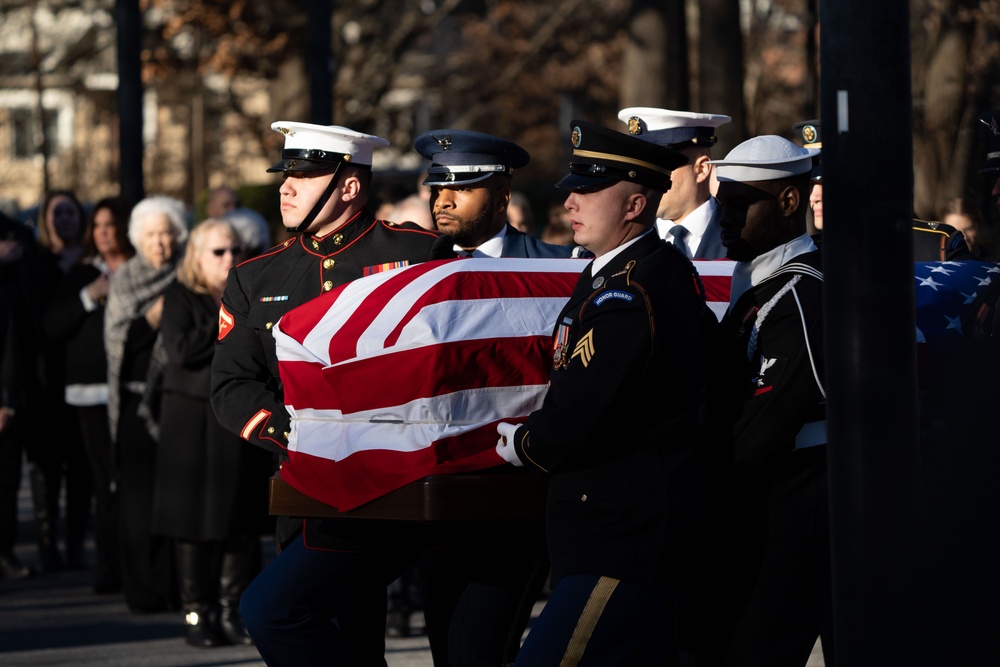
[205,185,241,220]
[387,193,435,230]
[151,218,274,647]
[43,196,135,591]
[211,121,439,665]
[495,120,711,665]
[540,197,575,246]
[0,211,53,580]
[224,206,273,257]
[32,190,89,572]
[105,194,187,613]
[507,191,534,235]
[619,107,732,259]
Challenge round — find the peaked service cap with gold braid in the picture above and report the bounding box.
[792,119,823,182]
[266,121,389,173]
[555,119,688,192]
[618,107,731,150]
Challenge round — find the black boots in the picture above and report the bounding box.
[0,551,32,579]
[176,538,258,647]
[218,539,257,646]
[175,541,225,648]
[28,463,65,572]
[184,605,225,648]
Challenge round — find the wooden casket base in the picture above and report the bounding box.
[269,469,547,522]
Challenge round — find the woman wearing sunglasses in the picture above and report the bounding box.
[150,218,275,647]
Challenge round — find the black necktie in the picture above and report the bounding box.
[669,225,690,257]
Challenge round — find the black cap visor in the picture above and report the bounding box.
[267,149,348,174]
[556,161,671,192]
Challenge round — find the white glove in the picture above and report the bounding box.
[495,422,524,467]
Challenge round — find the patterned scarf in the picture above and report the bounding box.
[104,253,176,444]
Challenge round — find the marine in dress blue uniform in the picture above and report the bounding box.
[706,135,832,667]
[495,120,714,665]
[619,107,731,259]
[210,122,439,666]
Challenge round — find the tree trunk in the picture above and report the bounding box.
[620,0,688,111]
[697,0,746,153]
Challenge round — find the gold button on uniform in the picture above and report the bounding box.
[323,258,335,269]
[580,494,588,502]
[265,322,273,329]
[323,280,333,292]
[267,427,275,434]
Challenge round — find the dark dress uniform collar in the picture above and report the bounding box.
[298,208,378,256]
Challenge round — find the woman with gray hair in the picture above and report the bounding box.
[104,194,187,613]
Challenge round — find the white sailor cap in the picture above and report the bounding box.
[266,121,389,173]
[618,107,731,149]
[709,135,819,183]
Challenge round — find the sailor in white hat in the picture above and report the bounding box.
[704,134,831,667]
[618,107,731,258]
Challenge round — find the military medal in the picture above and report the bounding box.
[552,318,573,370]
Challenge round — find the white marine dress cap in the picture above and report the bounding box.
[267,121,390,172]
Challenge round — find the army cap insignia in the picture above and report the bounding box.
[571,126,582,148]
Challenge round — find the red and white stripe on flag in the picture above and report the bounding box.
[273,257,735,511]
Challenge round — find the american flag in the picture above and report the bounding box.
[914,261,1000,343]
[273,257,991,511]
[274,257,587,511]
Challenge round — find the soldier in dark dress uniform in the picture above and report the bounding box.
[495,120,714,665]
[706,135,832,667]
[210,122,439,666]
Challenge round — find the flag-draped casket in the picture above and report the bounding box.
[273,257,996,512]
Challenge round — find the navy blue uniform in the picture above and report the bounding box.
[709,249,832,667]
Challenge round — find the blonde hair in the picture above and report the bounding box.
[177,218,237,294]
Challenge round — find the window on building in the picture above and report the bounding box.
[12,107,60,158]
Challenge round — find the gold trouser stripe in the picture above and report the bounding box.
[572,148,673,176]
[559,576,620,667]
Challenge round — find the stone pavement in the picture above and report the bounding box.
[0,466,825,666]
[0,467,434,667]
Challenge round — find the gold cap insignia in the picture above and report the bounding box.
[627,117,643,135]
[802,125,817,144]
[571,126,582,148]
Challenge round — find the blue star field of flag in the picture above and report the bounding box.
[914,261,1000,343]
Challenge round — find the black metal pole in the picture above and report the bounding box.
[115,0,144,204]
[820,1,923,664]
